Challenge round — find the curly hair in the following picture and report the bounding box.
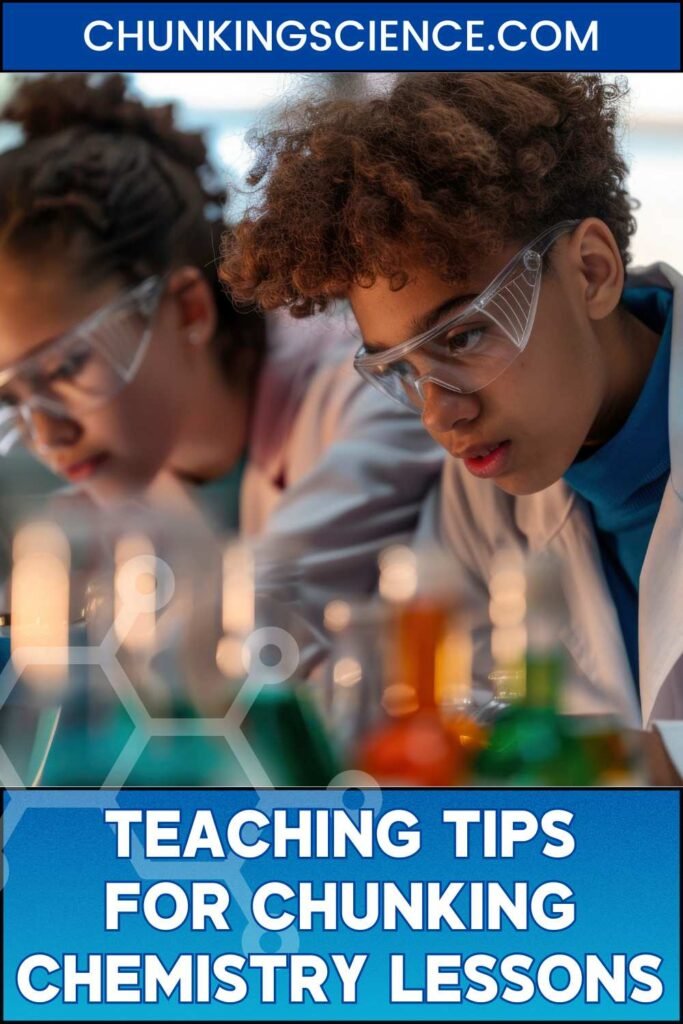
[0,72,265,382]
[221,72,636,318]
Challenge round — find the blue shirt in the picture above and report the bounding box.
[194,452,247,534]
[564,286,674,688]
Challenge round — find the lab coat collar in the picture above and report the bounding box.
[516,480,641,725]
[514,480,576,551]
[516,261,682,545]
[623,263,683,724]
[625,262,683,500]
[249,309,358,486]
[514,260,683,726]
[248,312,330,485]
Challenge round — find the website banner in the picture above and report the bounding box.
[2,3,681,72]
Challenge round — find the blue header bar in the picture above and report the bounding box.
[3,3,681,71]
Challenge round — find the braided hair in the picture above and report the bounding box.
[0,72,265,383]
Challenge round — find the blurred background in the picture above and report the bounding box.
[2,72,680,265]
[133,72,683,270]
[0,71,682,506]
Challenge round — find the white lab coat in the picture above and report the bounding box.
[420,262,683,727]
[239,309,445,655]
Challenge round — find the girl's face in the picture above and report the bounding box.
[350,226,624,496]
[0,255,198,502]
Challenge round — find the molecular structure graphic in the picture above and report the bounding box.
[0,551,382,955]
[1,550,294,789]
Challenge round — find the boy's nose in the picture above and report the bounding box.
[22,406,82,453]
[420,379,480,435]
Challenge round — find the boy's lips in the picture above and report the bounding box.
[452,440,512,479]
[59,452,110,483]
[455,441,507,459]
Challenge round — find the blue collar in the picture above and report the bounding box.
[194,451,247,533]
[564,287,673,517]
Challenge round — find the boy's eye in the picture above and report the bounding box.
[44,349,90,384]
[442,326,485,355]
[379,358,417,381]
[391,359,418,378]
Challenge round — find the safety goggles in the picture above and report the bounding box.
[0,276,164,455]
[353,220,579,412]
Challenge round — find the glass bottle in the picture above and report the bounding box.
[2,517,87,786]
[356,545,470,786]
[567,715,642,784]
[37,502,247,787]
[438,616,488,761]
[219,540,340,787]
[474,551,599,786]
[478,548,527,725]
[323,597,387,766]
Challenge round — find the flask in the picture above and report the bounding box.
[474,551,598,786]
[323,597,386,765]
[37,503,246,787]
[218,540,340,787]
[467,547,527,726]
[356,546,470,786]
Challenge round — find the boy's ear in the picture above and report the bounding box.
[568,218,624,321]
[167,266,218,347]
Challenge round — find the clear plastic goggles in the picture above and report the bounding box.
[0,276,164,455]
[354,220,579,412]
